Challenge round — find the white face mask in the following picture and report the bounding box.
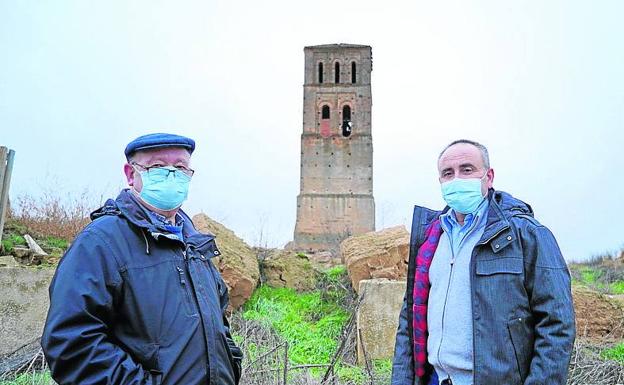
[440,172,487,214]
[134,166,191,210]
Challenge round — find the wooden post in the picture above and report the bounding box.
[0,146,15,247]
[283,341,288,385]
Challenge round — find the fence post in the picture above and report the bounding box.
[283,342,288,385]
[0,146,16,248]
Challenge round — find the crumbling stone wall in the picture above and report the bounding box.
[0,267,54,357]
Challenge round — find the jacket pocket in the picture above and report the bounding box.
[174,263,199,317]
[476,257,523,276]
[507,316,534,382]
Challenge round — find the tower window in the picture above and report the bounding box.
[318,62,323,83]
[351,62,357,83]
[322,105,330,119]
[335,62,340,83]
[342,105,351,121]
[342,105,352,137]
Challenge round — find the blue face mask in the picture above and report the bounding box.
[441,173,487,214]
[135,166,191,211]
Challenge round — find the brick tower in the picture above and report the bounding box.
[293,44,375,255]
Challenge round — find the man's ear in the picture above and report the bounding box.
[123,163,135,186]
[487,168,495,188]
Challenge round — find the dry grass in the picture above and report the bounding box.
[8,189,98,242]
[568,339,624,385]
[1,324,623,385]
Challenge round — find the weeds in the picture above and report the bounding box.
[243,286,349,365]
[0,372,52,385]
[569,253,624,295]
[232,266,394,385]
[601,342,624,363]
[9,189,97,242]
[0,233,26,253]
[568,339,624,384]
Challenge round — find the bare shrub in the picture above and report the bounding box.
[567,339,624,385]
[10,189,99,242]
[0,338,53,384]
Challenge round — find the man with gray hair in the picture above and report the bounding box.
[391,139,575,385]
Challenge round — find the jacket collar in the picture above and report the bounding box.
[90,189,216,255]
[413,188,533,247]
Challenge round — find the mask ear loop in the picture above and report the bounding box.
[480,169,490,199]
[129,164,144,197]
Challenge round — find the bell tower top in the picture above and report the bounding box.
[304,44,372,86]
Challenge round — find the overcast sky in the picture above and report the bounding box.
[2,1,623,261]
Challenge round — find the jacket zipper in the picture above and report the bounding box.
[436,232,455,382]
[180,245,213,378]
[176,266,186,285]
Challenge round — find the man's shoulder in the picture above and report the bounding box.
[76,214,137,245]
[491,190,545,230]
[509,212,543,230]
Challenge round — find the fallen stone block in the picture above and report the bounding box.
[341,226,409,293]
[357,279,406,363]
[192,214,260,310]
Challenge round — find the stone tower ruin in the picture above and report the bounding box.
[293,44,375,255]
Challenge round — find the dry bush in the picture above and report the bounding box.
[567,339,624,385]
[0,338,52,384]
[9,189,99,242]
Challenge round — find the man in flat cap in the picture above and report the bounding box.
[42,133,243,385]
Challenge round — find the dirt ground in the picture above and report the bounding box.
[573,285,624,341]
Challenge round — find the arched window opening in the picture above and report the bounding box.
[351,62,357,83]
[318,62,324,83]
[342,105,352,137]
[320,105,331,138]
[335,62,340,83]
[342,105,351,121]
[322,105,330,119]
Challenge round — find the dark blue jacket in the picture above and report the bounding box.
[391,190,575,385]
[42,190,243,385]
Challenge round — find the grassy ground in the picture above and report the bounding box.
[1,219,68,264]
[0,372,53,385]
[569,253,624,295]
[234,265,392,384]
[601,342,624,362]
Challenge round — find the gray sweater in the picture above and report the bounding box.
[427,200,488,385]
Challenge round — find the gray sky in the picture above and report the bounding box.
[2,1,623,261]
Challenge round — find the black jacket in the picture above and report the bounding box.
[42,190,243,385]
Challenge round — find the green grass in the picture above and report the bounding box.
[601,342,624,363]
[610,281,624,295]
[335,359,392,384]
[0,371,53,385]
[325,265,348,281]
[42,236,69,250]
[243,285,349,365]
[579,266,601,285]
[1,233,27,253]
[571,264,624,294]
